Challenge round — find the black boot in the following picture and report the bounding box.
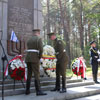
[51,88,60,92]
[35,80,47,96]
[93,74,95,82]
[95,74,99,84]
[51,76,60,92]
[60,77,66,93]
[25,79,31,95]
[83,78,87,80]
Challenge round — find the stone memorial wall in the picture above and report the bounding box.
[0,0,43,77]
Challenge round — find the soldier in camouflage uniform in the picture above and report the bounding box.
[25,29,47,96]
[48,33,68,93]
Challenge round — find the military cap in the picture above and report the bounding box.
[90,41,96,45]
[32,29,40,32]
[47,32,55,37]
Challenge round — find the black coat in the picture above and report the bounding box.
[90,47,99,64]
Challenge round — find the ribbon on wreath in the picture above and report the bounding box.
[78,57,86,78]
[42,55,56,60]
[45,68,56,70]
[42,57,56,60]
[4,55,27,81]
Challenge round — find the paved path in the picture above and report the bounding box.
[74,95,100,100]
[1,91,100,100]
[0,84,100,100]
[0,91,67,100]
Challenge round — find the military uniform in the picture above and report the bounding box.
[90,47,99,83]
[25,31,47,96]
[25,35,43,79]
[53,38,68,92]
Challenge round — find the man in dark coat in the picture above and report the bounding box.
[25,29,47,96]
[89,41,99,84]
[48,33,68,93]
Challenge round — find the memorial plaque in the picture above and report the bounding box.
[8,0,33,39]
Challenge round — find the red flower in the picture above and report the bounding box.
[72,66,86,78]
[9,67,25,80]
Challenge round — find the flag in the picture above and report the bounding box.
[10,30,19,42]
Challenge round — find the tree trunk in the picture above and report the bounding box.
[88,22,91,42]
[47,0,50,34]
[58,0,71,68]
[78,0,84,55]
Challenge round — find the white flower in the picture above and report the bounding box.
[41,45,57,77]
[10,58,26,70]
[10,64,15,70]
[43,45,55,56]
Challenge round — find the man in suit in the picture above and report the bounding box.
[90,41,99,84]
[25,29,47,96]
[48,33,68,93]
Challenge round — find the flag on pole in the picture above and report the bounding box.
[10,30,19,42]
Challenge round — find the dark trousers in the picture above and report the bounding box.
[55,62,67,90]
[26,62,40,92]
[27,62,40,81]
[91,62,98,82]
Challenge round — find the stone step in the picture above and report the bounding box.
[1,84,99,100]
[73,94,100,100]
[0,77,71,85]
[65,84,100,100]
[0,79,82,90]
[0,81,94,97]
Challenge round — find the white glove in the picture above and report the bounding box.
[97,59,100,62]
[95,56,98,58]
[98,50,100,54]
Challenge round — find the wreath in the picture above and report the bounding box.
[41,45,56,77]
[71,57,86,78]
[5,55,27,81]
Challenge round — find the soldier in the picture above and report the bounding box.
[48,33,68,93]
[89,41,99,84]
[25,29,47,96]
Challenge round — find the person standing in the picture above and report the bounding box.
[48,33,68,93]
[90,41,99,84]
[25,29,47,96]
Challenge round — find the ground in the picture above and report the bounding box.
[74,95,100,100]
[0,67,100,100]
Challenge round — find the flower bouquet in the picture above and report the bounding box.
[5,55,27,81]
[41,45,57,77]
[71,57,86,78]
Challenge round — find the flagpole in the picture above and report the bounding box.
[1,1,4,100]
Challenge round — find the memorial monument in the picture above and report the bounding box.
[0,0,43,77]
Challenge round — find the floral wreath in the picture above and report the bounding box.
[71,57,86,78]
[5,55,27,81]
[41,45,56,77]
